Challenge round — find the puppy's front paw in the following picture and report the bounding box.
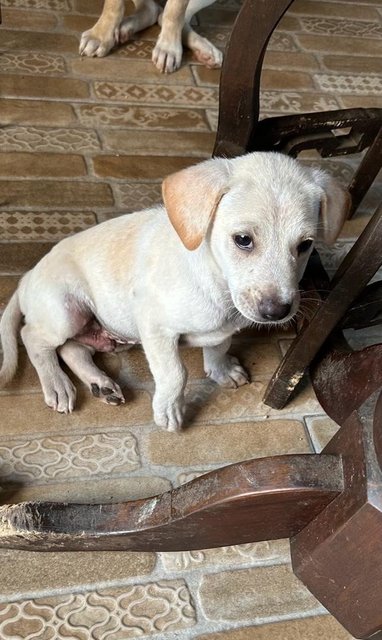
[207,355,249,389]
[153,396,185,432]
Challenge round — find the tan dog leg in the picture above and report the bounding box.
[58,340,125,406]
[183,0,222,68]
[152,0,221,73]
[119,0,161,44]
[80,0,160,57]
[79,0,125,57]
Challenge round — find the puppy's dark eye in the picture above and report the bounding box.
[234,234,254,251]
[297,239,313,255]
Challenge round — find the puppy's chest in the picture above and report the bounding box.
[181,323,242,348]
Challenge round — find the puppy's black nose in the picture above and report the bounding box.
[258,298,292,321]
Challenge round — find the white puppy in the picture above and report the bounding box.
[0,153,349,431]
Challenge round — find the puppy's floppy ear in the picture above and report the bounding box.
[313,169,351,244]
[162,157,230,250]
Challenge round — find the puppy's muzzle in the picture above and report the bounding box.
[258,297,292,322]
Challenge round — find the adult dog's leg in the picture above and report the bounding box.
[118,0,161,45]
[58,340,125,406]
[203,337,249,388]
[80,0,125,57]
[152,0,189,73]
[21,324,77,413]
[152,0,221,73]
[183,0,223,68]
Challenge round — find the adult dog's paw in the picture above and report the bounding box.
[79,27,119,57]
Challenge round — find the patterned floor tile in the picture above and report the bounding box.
[300,16,382,38]
[2,0,70,9]
[93,81,219,107]
[315,73,382,95]
[0,431,140,483]
[0,126,100,153]
[0,212,96,242]
[77,103,209,130]
[112,182,162,210]
[0,580,196,639]
[261,91,340,115]
[161,540,290,572]
[0,52,66,75]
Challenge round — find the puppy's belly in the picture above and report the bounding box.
[74,317,139,352]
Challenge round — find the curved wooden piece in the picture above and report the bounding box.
[311,343,382,425]
[213,0,294,158]
[0,454,342,552]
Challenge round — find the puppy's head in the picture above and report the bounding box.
[162,152,350,325]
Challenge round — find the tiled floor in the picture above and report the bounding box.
[0,0,381,638]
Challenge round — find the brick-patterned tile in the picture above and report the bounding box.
[0,30,77,52]
[290,0,380,21]
[199,565,321,621]
[196,615,355,638]
[0,99,77,126]
[0,180,113,209]
[146,419,310,466]
[101,129,214,156]
[1,7,58,30]
[0,153,87,178]
[0,75,89,100]
[93,155,199,180]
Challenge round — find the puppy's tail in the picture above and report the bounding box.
[0,291,22,387]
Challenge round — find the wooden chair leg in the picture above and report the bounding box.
[291,390,382,640]
[348,124,382,217]
[213,0,295,158]
[263,204,382,409]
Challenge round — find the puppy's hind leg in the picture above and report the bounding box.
[58,340,125,407]
[204,337,249,389]
[21,324,77,414]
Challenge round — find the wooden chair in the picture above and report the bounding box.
[1,1,382,638]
